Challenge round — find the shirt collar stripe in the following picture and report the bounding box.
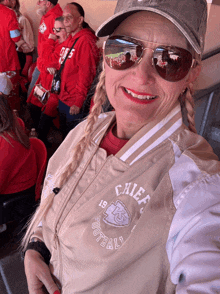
[129,117,182,165]
[119,105,181,162]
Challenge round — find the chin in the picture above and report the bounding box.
[36,8,46,16]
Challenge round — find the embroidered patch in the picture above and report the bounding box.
[39,22,47,34]
[103,200,131,227]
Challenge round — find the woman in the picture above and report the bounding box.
[27,16,68,146]
[11,0,34,78]
[56,2,100,139]
[23,0,220,293]
[0,89,37,231]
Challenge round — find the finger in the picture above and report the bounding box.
[38,271,60,294]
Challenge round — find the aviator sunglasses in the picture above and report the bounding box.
[104,35,196,82]
[53,27,66,33]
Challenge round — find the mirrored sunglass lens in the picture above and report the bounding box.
[105,37,142,70]
[153,47,193,82]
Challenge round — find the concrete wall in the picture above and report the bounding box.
[195,2,220,90]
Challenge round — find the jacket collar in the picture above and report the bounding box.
[92,104,183,165]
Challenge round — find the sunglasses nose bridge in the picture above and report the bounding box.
[138,47,155,68]
[133,48,157,84]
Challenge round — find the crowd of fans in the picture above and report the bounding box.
[0,0,100,232]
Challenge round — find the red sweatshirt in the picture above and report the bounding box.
[27,39,64,116]
[0,4,21,72]
[37,4,62,72]
[49,29,100,108]
[0,134,37,194]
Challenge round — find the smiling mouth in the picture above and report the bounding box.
[124,88,158,100]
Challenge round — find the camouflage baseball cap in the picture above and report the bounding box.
[96,0,207,54]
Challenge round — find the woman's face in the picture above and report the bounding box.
[63,4,82,35]
[105,12,199,138]
[54,20,67,44]
[11,0,16,9]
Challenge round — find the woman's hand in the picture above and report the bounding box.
[24,250,60,294]
[48,34,57,41]
[47,68,56,75]
[69,105,80,115]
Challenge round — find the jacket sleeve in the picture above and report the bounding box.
[62,37,99,108]
[0,138,17,193]
[8,10,21,42]
[38,39,61,73]
[166,173,220,293]
[16,16,34,53]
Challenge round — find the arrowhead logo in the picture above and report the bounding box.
[103,200,131,227]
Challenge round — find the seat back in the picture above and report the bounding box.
[30,138,47,201]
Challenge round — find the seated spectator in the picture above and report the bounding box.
[11,0,34,78]
[0,84,38,231]
[27,16,68,147]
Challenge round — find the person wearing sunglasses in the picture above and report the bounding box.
[27,16,68,147]
[22,0,220,293]
[27,0,62,99]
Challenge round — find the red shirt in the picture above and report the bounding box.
[0,133,37,194]
[0,4,21,72]
[100,124,128,156]
[37,4,62,72]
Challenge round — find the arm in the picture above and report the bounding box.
[38,38,61,73]
[24,239,60,294]
[166,174,220,293]
[8,10,21,43]
[16,15,34,53]
[0,137,17,193]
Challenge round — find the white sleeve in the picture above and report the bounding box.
[18,15,34,53]
[166,173,220,293]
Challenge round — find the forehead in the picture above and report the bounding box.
[63,4,80,16]
[54,20,64,27]
[114,11,188,49]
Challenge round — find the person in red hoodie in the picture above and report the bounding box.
[27,0,62,98]
[55,2,100,139]
[27,16,68,146]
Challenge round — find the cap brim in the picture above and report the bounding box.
[96,7,201,54]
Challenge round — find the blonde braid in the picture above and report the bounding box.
[58,67,107,187]
[22,68,107,250]
[183,82,197,133]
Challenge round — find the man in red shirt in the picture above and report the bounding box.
[0,0,21,110]
[27,0,62,97]
[0,0,21,73]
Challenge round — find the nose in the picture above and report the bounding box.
[132,49,156,85]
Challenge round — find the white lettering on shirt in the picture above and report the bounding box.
[59,47,75,64]
[92,217,124,250]
[115,182,151,212]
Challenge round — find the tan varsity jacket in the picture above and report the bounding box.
[32,105,220,294]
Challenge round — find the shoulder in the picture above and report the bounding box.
[76,29,97,44]
[1,5,16,17]
[168,128,220,206]
[48,3,62,18]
